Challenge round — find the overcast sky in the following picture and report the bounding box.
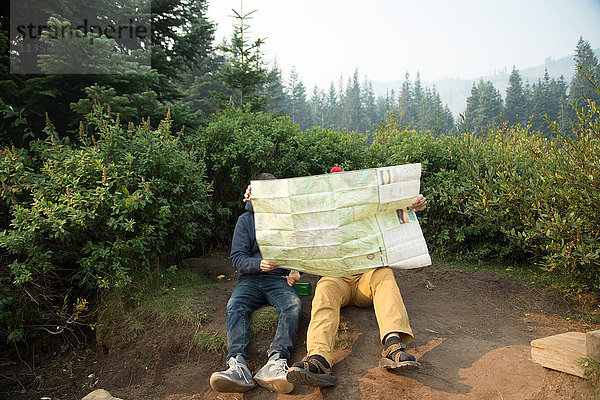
[206,0,600,89]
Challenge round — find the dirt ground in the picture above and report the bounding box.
[2,253,599,400]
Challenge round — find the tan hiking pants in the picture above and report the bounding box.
[306,267,414,365]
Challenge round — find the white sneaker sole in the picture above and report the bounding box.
[210,373,256,393]
[254,376,294,394]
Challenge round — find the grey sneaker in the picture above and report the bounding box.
[209,355,256,393]
[254,353,294,394]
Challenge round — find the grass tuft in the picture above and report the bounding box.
[95,264,220,347]
[249,307,279,337]
[194,331,228,354]
[580,357,600,397]
[335,321,350,349]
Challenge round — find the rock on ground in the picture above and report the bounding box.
[82,389,123,400]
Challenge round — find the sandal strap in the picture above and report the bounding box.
[381,342,406,360]
[303,356,331,374]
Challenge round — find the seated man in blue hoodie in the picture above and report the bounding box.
[210,173,302,394]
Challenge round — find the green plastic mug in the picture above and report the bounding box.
[293,281,312,296]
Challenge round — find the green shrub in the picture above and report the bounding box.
[367,109,600,293]
[187,107,298,244]
[282,125,369,176]
[0,106,212,341]
[454,103,599,291]
[189,107,368,244]
[367,117,514,258]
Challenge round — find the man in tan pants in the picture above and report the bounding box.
[286,166,427,388]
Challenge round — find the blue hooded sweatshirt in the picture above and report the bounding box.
[230,201,288,279]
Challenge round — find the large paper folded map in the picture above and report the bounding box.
[251,164,431,277]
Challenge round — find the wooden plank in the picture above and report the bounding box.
[587,330,600,362]
[531,332,586,378]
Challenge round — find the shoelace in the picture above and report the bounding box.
[271,359,289,374]
[228,357,251,384]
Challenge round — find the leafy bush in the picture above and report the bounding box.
[282,125,369,176]
[468,101,600,291]
[367,117,512,258]
[189,107,368,244]
[0,106,212,341]
[441,104,599,292]
[368,111,600,292]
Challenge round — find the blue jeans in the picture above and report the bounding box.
[226,274,302,362]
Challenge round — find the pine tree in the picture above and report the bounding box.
[341,70,362,131]
[569,37,600,109]
[551,75,569,131]
[324,82,340,128]
[398,73,413,126]
[410,73,424,124]
[180,52,226,118]
[262,62,289,115]
[361,78,377,131]
[464,80,503,133]
[504,67,528,126]
[375,94,389,124]
[4,0,215,135]
[218,4,268,110]
[529,69,569,136]
[287,68,310,129]
[309,85,325,128]
[150,0,215,101]
[429,87,455,134]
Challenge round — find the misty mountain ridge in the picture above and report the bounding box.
[372,48,600,117]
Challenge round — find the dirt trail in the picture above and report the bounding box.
[2,255,598,400]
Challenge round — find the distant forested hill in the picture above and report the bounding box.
[372,48,600,117]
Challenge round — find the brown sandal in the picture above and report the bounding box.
[379,342,421,370]
[287,355,336,387]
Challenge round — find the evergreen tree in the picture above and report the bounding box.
[337,75,346,122]
[180,52,227,118]
[551,75,569,131]
[413,73,424,104]
[375,94,390,125]
[262,62,289,115]
[361,78,377,131]
[464,79,503,133]
[428,87,455,134]
[264,68,455,135]
[341,70,362,131]
[309,85,325,128]
[410,73,424,125]
[218,5,268,110]
[569,37,600,107]
[388,89,397,112]
[324,82,340,128]
[150,0,215,102]
[413,86,454,135]
[523,81,534,123]
[530,69,569,136]
[3,0,215,135]
[398,73,413,126]
[287,68,310,129]
[530,76,547,131]
[504,67,528,126]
